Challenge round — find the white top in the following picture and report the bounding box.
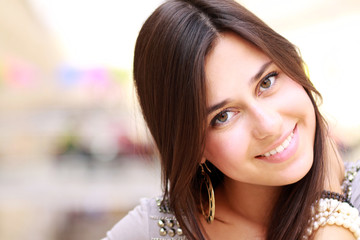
[103,160,360,240]
[103,197,186,240]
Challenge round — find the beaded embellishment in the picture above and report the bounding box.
[321,190,353,206]
[304,198,360,239]
[304,161,360,239]
[151,198,186,240]
[341,161,360,201]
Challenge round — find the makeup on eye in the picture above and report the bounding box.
[207,64,281,128]
[210,109,239,127]
[258,71,279,95]
[208,70,280,127]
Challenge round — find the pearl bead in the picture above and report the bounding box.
[342,205,350,215]
[319,217,326,226]
[330,199,338,210]
[350,224,357,233]
[327,216,335,225]
[356,229,360,237]
[335,216,344,226]
[311,205,315,215]
[313,221,319,230]
[288,193,360,238]
[319,200,327,212]
[351,207,359,217]
[344,219,351,228]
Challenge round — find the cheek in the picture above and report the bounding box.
[204,128,248,167]
[280,83,306,107]
[280,80,315,122]
[282,80,317,148]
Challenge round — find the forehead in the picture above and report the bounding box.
[205,32,269,79]
[205,32,270,102]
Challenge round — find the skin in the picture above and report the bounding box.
[200,32,352,239]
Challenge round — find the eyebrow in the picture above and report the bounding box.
[250,60,273,85]
[207,60,274,115]
[207,99,230,115]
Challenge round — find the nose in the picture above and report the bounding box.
[248,103,282,140]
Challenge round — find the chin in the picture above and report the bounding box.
[281,159,313,186]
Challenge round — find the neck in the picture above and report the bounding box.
[216,177,281,226]
[324,137,344,192]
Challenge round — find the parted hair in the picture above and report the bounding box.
[133,0,326,239]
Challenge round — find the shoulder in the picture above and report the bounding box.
[103,197,186,240]
[343,160,360,209]
[313,225,357,240]
[103,198,152,240]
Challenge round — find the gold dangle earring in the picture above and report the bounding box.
[200,162,215,223]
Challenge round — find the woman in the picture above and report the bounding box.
[104,0,360,239]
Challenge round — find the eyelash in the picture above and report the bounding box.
[258,71,279,95]
[210,109,237,127]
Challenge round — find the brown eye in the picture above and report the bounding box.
[260,78,272,89]
[259,72,278,93]
[217,112,228,123]
[210,110,237,127]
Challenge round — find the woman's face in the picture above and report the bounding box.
[203,32,316,186]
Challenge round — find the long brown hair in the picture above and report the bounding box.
[133,0,326,239]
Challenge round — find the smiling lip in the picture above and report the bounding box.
[256,124,299,163]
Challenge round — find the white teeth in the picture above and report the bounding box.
[282,139,290,149]
[275,145,284,152]
[261,131,294,157]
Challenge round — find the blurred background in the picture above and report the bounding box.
[0,0,359,239]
